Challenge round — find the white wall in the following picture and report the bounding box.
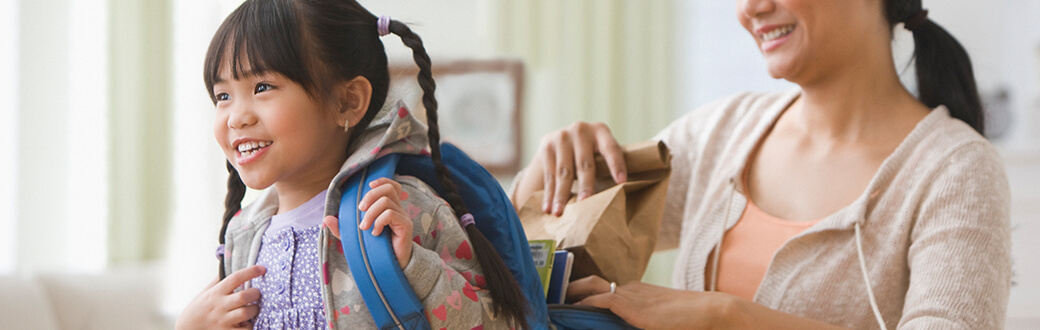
[0,0,18,274]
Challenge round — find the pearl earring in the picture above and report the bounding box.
[343,119,350,133]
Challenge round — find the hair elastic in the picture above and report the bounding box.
[215,244,225,261]
[377,16,391,37]
[459,213,475,227]
[904,9,929,31]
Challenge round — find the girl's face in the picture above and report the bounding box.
[736,0,886,83]
[212,64,350,191]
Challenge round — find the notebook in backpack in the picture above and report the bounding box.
[339,143,639,329]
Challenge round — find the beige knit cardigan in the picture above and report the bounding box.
[653,90,1011,329]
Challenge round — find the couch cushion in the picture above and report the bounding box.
[0,275,61,330]
[38,266,160,330]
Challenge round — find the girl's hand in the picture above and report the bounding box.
[356,178,413,269]
[513,122,627,216]
[175,265,266,330]
[568,275,742,330]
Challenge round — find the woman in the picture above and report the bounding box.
[512,0,1011,328]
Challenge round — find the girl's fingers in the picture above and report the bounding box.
[215,265,266,294]
[359,196,404,231]
[369,177,402,193]
[359,182,400,211]
[227,287,261,308]
[323,215,341,239]
[369,208,410,237]
[225,303,259,326]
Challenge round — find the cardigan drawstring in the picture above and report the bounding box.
[855,222,887,330]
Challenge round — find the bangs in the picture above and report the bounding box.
[203,0,315,103]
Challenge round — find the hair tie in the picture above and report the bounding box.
[459,213,475,227]
[377,16,391,37]
[215,244,226,261]
[904,9,929,31]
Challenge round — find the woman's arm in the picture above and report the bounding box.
[897,142,1011,328]
[571,276,847,330]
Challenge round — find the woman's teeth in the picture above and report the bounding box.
[763,25,794,41]
[237,141,271,156]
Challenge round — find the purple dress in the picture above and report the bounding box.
[251,190,328,329]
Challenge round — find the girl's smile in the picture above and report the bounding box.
[232,138,273,165]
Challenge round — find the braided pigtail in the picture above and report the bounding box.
[389,20,530,328]
[219,161,247,279]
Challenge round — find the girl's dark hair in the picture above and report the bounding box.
[203,0,528,327]
[885,0,985,135]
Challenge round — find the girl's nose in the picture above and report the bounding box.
[227,103,258,129]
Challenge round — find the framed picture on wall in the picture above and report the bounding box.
[389,60,524,176]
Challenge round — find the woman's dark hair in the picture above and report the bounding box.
[885,0,985,135]
[202,0,529,327]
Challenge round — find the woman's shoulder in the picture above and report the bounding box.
[900,106,1004,172]
[885,106,1009,202]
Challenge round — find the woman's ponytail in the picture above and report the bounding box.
[889,1,985,135]
[389,20,531,329]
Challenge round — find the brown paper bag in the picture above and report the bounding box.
[519,140,671,284]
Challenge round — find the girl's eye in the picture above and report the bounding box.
[254,83,273,94]
[216,93,230,101]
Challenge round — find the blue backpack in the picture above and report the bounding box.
[338,143,638,330]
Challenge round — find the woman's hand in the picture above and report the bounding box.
[326,178,413,269]
[513,122,627,216]
[569,276,847,330]
[175,265,266,330]
[567,275,741,329]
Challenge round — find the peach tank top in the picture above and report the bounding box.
[705,199,821,300]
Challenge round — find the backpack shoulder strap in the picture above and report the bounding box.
[338,154,430,330]
[398,143,550,328]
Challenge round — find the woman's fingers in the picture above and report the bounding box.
[552,131,576,216]
[571,123,599,201]
[541,140,558,214]
[594,124,627,184]
[565,275,611,303]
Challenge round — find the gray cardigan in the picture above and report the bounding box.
[655,90,1011,329]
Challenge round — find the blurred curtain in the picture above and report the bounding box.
[496,0,676,160]
[2,0,172,274]
[495,0,678,287]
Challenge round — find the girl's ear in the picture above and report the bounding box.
[337,76,373,128]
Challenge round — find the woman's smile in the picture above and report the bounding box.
[758,24,795,52]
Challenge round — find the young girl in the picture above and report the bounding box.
[175,0,528,329]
